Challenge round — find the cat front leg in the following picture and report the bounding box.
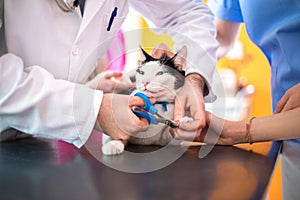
[102,137,127,155]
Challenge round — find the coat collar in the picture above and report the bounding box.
[76,0,105,40]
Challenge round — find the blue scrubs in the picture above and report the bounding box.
[208,0,300,112]
[207,2,300,198]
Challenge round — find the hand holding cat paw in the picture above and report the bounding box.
[86,71,134,93]
[169,116,200,141]
[172,73,206,140]
[97,94,151,141]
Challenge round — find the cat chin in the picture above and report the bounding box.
[143,90,166,98]
[141,90,156,97]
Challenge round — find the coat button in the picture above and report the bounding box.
[72,45,80,55]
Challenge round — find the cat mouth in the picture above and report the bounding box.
[143,89,156,97]
[143,89,166,97]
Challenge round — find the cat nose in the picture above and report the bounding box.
[143,81,150,86]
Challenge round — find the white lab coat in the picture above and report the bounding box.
[0,0,218,148]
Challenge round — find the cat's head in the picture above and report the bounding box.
[135,45,187,101]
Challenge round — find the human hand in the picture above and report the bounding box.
[150,43,174,58]
[150,43,260,145]
[170,73,207,141]
[97,94,154,140]
[198,112,243,145]
[151,44,207,140]
[86,71,134,93]
[275,83,300,113]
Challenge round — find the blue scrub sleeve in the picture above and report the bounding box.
[207,0,244,22]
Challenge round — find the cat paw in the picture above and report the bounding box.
[180,116,194,123]
[102,140,125,155]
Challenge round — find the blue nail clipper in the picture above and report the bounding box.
[132,92,178,129]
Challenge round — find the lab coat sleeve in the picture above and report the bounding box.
[0,53,103,148]
[129,0,219,101]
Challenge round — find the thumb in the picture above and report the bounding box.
[128,96,156,107]
[129,96,145,107]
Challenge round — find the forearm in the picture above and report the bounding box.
[226,108,300,144]
[0,54,102,147]
[215,19,241,59]
[251,108,300,142]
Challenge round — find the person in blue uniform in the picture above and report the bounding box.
[207,0,300,113]
[203,1,300,199]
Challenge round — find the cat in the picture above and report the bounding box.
[102,45,199,155]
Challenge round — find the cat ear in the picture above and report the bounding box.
[139,45,153,62]
[172,46,187,71]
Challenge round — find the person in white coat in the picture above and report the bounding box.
[0,0,218,148]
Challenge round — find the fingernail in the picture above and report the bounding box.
[174,115,181,122]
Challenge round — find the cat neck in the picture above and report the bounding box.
[155,101,174,104]
[155,101,174,112]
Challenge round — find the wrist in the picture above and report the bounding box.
[237,120,248,144]
[186,73,208,96]
[225,120,245,144]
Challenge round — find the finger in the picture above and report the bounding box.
[169,128,176,138]
[173,128,200,141]
[128,96,147,107]
[185,102,205,130]
[129,112,149,132]
[151,49,163,59]
[189,93,204,118]
[104,71,123,79]
[190,106,202,122]
[275,93,289,113]
[174,95,185,122]
[149,97,156,104]
[136,117,150,131]
[151,43,167,52]
[178,101,205,131]
[152,50,174,59]
[151,44,174,58]
[114,82,135,91]
[128,95,156,106]
[179,120,201,131]
[281,99,295,112]
[205,111,213,125]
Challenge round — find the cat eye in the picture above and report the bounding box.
[156,71,164,76]
[136,68,144,75]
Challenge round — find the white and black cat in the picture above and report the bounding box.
[102,45,198,155]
